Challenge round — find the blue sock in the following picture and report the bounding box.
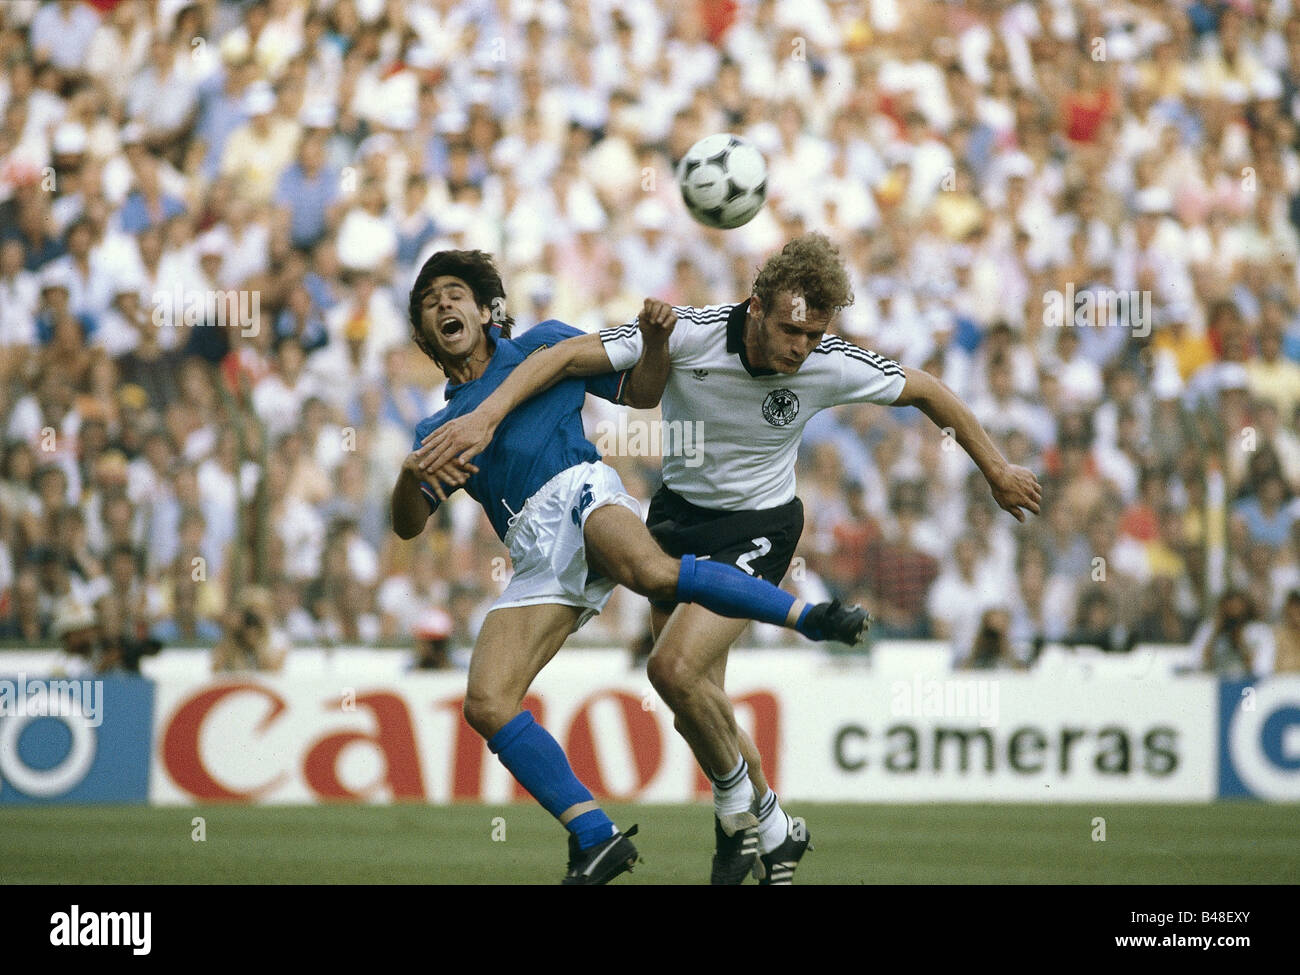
[487,711,615,849]
[676,554,813,631]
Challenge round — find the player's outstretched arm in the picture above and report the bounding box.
[892,366,1043,522]
[420,300,676,483]
[417,331,616,482]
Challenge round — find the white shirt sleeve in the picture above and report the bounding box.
[824,337,908,405]
[598,320,643,371]
[598,303,712,370]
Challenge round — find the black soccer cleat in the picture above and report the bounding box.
[561,824,640,885]
[711,812,760,885]
[800,599,872,645]
[756,816,813,885]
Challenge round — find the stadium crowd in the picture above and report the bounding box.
[1,0,1300,676]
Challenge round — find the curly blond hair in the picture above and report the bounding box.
[751,232,854,316]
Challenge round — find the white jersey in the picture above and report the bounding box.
[600,301,907,509]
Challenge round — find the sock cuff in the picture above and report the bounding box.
[486,710,535,754]
[710,757,749,791]
[756,790,778,820]
[675,554,697,603]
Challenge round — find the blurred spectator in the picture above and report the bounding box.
[276,128,341,252]
[271,574,316,643]
[376,542,448,639]
[1008,541,1074,651]
[1195,590,1274,679]
[118,151,187,233]
[219,81,299,205]
[152,568,222,644]
[1272,522,1300,615]
[274,282,329,352]
[863,484,940,639]
[30,1,100,74]
[410,607,454,671]
[1275,590,1300,674]
[212,586,288,673]
[336,178,397,273]
[928,532,1005,653]
[49,597,99,677]
[34,266,95,345]
[0,568,44,641]
[1233,472,1295,548]
[0,238,39,347]
[1129,576,1196,646]
[1246,323,1300,418]
[1064,587,1130,654]
[95,542,154,648]
[959,607,1028,670]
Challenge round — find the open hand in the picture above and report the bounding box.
[988,464,1042,522]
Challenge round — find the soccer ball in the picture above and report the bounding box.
[676,133,767,230]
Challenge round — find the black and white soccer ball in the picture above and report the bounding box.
[676,133,767,230]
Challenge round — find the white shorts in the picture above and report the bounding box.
[494,461,642,630]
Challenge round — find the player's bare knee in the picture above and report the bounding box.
[462,692,513,739]
[647,650,692,704]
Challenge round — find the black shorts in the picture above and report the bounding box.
[645,484,805,612]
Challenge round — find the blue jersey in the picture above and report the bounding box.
[413,321,628,541]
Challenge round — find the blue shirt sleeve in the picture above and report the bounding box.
[512,319,580,353]
[585,367,629,403]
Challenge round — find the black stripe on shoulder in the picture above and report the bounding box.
[819,335,890,357]
[602,304,731,342]
[836,348,904,374]
[600,324,640,339]
[820,335,902,363]
[817,350,904,377]
[675,304,732,323]
[815,336,904,375]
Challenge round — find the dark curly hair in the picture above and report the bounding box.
[408,249,515,370]
[751,232,854,317]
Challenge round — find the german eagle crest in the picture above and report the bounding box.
[761,388,800,426]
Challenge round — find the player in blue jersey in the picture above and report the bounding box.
[392,250,870,884]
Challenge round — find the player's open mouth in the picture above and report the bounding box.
[439,316,464,338]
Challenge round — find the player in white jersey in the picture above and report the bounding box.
[421,233,1042,883]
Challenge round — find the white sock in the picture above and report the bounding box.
[710,757,755,818]
[755,788,790,854]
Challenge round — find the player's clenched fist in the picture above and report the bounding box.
[637,299,676,340]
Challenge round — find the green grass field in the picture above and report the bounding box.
[1,803,1295,884]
